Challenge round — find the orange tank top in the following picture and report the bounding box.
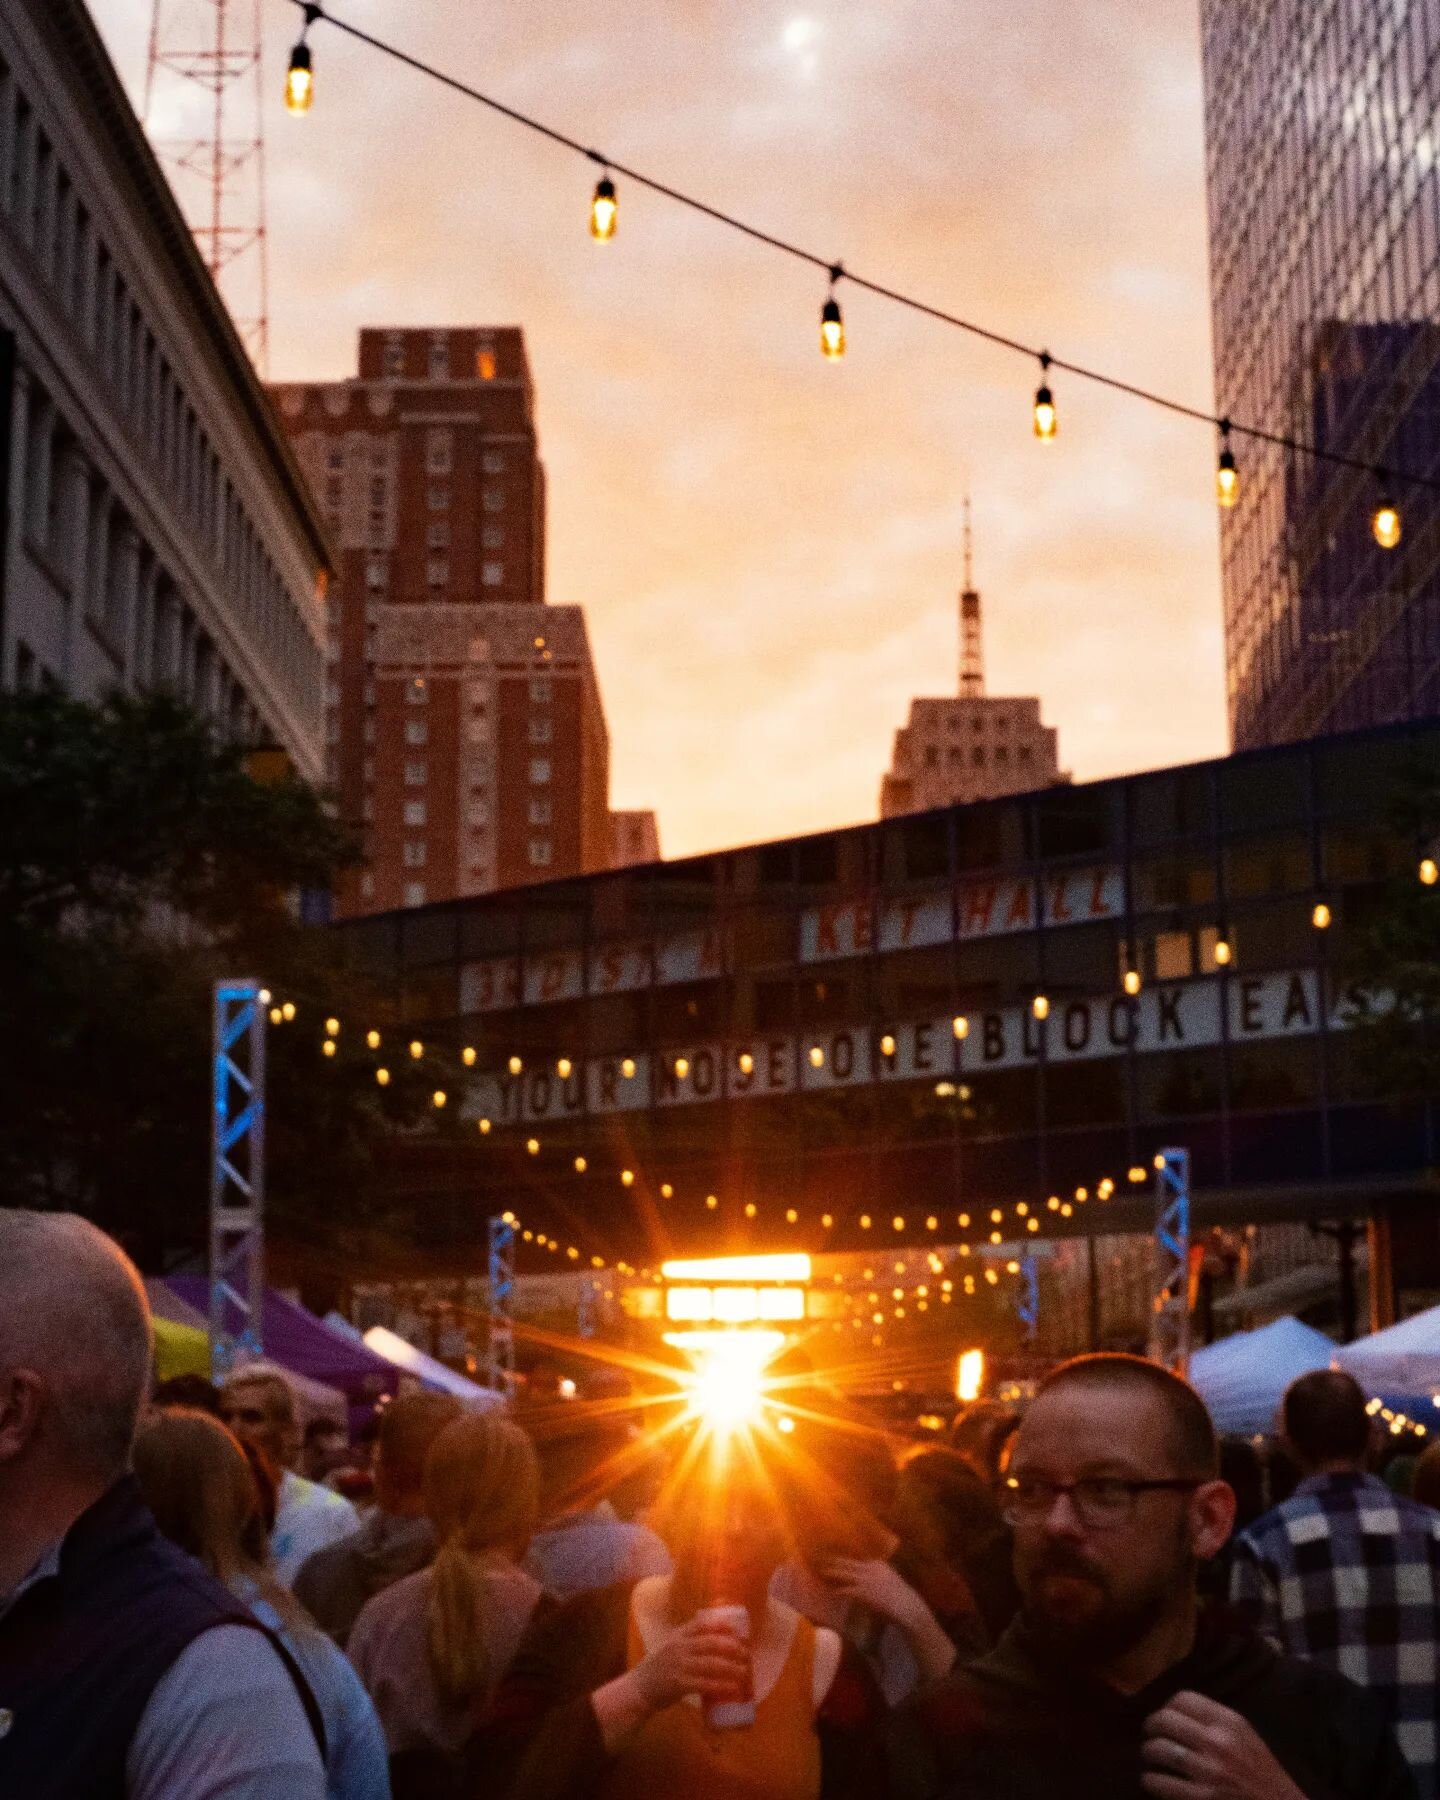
[596,1599,823,1800]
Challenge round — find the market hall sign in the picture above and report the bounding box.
[470,968,1329,1127]
[458,868,1129,1015]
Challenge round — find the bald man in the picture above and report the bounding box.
[0,1209,326,1800]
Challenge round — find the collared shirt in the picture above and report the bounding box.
[273,1470,361,1587]
[1,1538,326,1800]
[1231,1470,1440,1800]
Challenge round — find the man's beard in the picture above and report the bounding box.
[1019,1545,1177,1667]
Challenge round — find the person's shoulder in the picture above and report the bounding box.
[349,1564,429,1641]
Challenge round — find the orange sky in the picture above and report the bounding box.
[100,0,1227,861]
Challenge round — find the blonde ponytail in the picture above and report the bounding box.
[422,1414,540,1707]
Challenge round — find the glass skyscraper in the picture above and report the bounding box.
[1201,2,1440,748]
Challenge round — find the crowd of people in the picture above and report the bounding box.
[4,1206,1440,1800]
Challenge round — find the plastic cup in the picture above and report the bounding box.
[694,1603,755,1729]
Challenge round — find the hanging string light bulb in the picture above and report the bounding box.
[1033,353,1057,442]
[590,169,618,242]
[1216,421,1239,509]
[820,265,845,361]
[1372,487,1402,550]
[285,5,319,114]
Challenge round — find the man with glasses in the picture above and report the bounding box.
[894,1354,1413,1800]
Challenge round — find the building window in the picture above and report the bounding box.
[468,798,489,826]
[528,716,552,743]
[1018,745,1033,763]
[403,881,427,908]
[995,746,1009,765]
[403,841,427,867]
[428,337,449,379]
[528,840,552,868]
[426,429,452,474]
[482,487,504,512]
[404,761,427,786]
[482,450,506,474]
[529,757,551,785]
[468,719,489,744]
[427,521,450,549]
[482,561,504,586]
[361,872,376,899]
[405,719,428,746]
[406,679,428,704]
[528,797,552,826]
[482,525,504,550]
[427,559,448,589]
[529,677,552,703]
[427,485,449,510]
[475,346,497,380]
[925,745,939,767]
[369,476,387,510]
[366,558,386,590]
[383,337,404,376]
[404,800,427,826]
[972,746,985,766]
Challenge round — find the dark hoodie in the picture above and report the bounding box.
[891,1613,1416,1800]
[292,1510,434,1647]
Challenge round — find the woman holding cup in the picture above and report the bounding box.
[486,1434,886,1800]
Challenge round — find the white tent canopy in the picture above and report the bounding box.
[1188,1317,1337,1436]
[1337,1302,1440,1399]
[362,1326,506,1409]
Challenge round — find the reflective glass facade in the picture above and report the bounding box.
[338,722,1439,1270]
[1202,1,1440,748]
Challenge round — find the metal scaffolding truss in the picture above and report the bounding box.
[1017,1252,1040,1341]
[209,979,266,1377]
[487,1213,517,1397]
[1148,1147,1193,1374]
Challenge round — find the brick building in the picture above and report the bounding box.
[610,808,661,868]
[273,327,618,913]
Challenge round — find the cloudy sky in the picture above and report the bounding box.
[99,1,1226,860]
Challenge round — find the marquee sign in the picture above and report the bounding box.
[458,867,1129,1015]
[467,967,1332,1128]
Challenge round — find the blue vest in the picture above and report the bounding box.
[0,1475,318,1800]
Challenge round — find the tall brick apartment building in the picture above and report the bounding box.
[273,327,615,915]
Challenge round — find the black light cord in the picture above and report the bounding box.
[282,0,1440,496]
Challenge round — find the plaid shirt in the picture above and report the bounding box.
[1231,1471,1440,1800]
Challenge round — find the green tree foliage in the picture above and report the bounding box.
[0,690,456,1270]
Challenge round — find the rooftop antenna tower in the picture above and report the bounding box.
[959,494,985,698]
[144,0,270,370]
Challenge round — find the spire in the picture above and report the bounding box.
[959,494,985,698]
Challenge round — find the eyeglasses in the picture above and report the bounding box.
[1001,1474,1202,1530]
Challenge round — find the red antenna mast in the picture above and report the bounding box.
[144,0,270,371]
[959,493,985,698]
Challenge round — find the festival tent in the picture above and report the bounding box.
[1337,1303,1440,1414]
[362,1325,506,1409]
[152,1316,211,1381]
[1188,1317,1337,1436]
[166,1277,407,1417]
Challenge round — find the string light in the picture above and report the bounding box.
[325,1017,340,1036]
[661,1182,674,1199]
[409,1040,424,1059]
[322,1039,336,1058]
[478,1118,492,1134]
[1312,902,1332,930]
[820,267,845,360]
[737,1052,755,1075]
[557,1057,573,1078]
[1372,491,1403,550]
[575,1155,587,1172]
[1123,970,1142,996]
[281,1001,296,1022]
[269,1007,282,1025]
[952,1015,969,1039]
[375,1067,390,1086]
[879,1034,896,1058]
[621,1169,635,1187]
[1216,422,1238,509]
[462,1046,477,1066]
[590,171,618,242]
[673,1057,690,1080]
[1214,938,1233,966]
[258,988,272,1005]
[432,1089,446,1108]
[621,1057,636,1079]
[508,1055,523,1076]
[706,1193,718,1209]
[1033,354,1057,441]
[281,0,1440,527]
[366,1029,381,1049]
[1032,994,1050,1021]
[1422,858,1439,886]
[526,1138,540,1155]
[285,6,318,115]
[809,1045,825,1069]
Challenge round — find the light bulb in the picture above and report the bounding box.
[366,1029,381,1049]
[786,1208,798,1224]
[1123,969,1142,996]
[737,1051,754,1075]
[375,1067,390,1086]
[1214,939,1233,967]
[526,1137,540,1155]
[820,294,845,360]
[1032,994,1050,1021]
[706,1194,718,1209]
[590,175,617,242]
[575,1156,587,1173]
[1372,497,1402,550]
[621,1169,634,1187]
[661,1182,674,1199]
[1216,444,1239,508]
[1033,356,1057,441]
[478,1118,491,1135]
[1421,858,1438,887]
[674,1057,689,1080]
[325,1017,340,1036]
[462,1046,476,1066]
[322,1039,336,1058]
[557,1057,573,1079]
[432,1089,446,1108]
[508,1055,523,1076]
[880,1034,896,1057]
[952,1015,969,1039]
[809,1045,825,1068]
[269,1007,283,1025]
[285,42,313,115]
[621,1057,636,1079]
[1312,902,1332,930]
[281,1001,296,1022]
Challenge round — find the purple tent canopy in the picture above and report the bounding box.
[167,1277,405,1413]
